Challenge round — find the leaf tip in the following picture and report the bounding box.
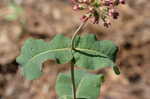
[113,66,121,75]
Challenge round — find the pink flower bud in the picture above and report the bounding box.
[69,0,126,27]
[73,4,84,10]
[103,21,111,28]
[73,5,79,10]
[119,0,126,4]
[92,17,99,24]
[109,9,119,19]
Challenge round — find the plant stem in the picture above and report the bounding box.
[71,22,86,50]
[70,22,86,99]
[71,58,76,99]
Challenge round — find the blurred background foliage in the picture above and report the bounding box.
[0,0,150,99]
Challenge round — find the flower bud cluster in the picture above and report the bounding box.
[70,0,126,27]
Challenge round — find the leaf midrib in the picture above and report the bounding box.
[29,47,108,63]
[30,48,70,62]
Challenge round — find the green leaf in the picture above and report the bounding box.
[16,34,73,80]
[56,70,104,99]
[74,34,118,70]
[59,95,87,99]
[17,34,118,80]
